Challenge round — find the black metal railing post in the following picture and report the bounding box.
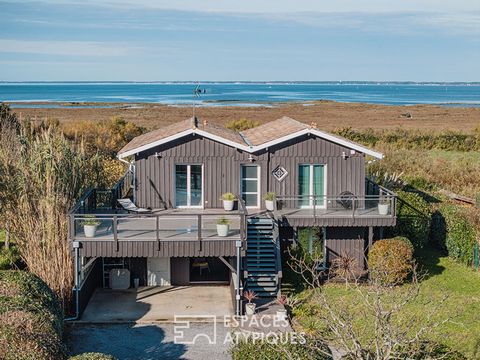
[197,215,202,252]
[156,215,160,250]
[113,215,118,252]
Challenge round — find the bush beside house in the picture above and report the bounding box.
[231,337,332,360]
[0,246,21,270]
[434,204,478,265]
[369,237,414,286]
[0,270,66,360]
[393,190,432,250]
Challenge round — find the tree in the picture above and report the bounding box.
[287,247,458,360]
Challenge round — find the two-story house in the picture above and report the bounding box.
[68,117,396,317]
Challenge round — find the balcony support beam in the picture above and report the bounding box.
[219,256,236,274]
[368,226,374,249]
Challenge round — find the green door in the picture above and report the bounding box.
[299,164,325,208]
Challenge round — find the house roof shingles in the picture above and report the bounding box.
[118,116,383,159]
[118,118,194,155]
[241,116,308,146]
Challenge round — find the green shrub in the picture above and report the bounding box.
[437,204,477,265]
[221,192,236,201]
[0,246,20,270]
[231,337,332,360]
[394,190,432,249]
[297,227,324,260]
[70,353,118,360]
[369,237,414,285]
[0,270,65,360]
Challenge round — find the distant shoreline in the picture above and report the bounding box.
[2,81,480,85]
[5,99,480,109]
[9,100,480,133]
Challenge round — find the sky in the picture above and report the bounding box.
[0,1,479,81]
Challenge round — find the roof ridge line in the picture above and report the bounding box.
[238,131,253,147]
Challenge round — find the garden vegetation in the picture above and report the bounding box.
[0,271,66,360]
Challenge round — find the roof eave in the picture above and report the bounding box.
[117,126,383,160]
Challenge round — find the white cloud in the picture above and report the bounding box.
[36,0,480,13]
[0,39,144,56]
[261,11,480,35]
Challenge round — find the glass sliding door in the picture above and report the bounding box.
[175,164,203,208]
[190,165,202,206]
[298,165,311,208]
[298,164,325,208]
[241,165,260,208]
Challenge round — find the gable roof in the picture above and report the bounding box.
[118,116,383,159]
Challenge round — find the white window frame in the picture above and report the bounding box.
[175,163,204,209]
[299,164,327,209]
[240,164,261,209]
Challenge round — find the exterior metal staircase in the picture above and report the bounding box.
[244,217,281,298]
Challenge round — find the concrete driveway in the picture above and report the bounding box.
[67,323,231,360]
[81,286,233,322]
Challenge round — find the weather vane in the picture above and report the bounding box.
[192,84,207,119]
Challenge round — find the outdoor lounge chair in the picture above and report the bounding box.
[117,198,156,214]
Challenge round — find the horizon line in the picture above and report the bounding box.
[1,80,480,85]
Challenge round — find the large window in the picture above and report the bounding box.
[175,164,203,208]
[241,165,260,208]
[298,164,326,208]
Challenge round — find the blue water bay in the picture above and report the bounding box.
[1,82,479,108]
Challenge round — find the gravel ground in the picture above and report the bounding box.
[67,323,231,360]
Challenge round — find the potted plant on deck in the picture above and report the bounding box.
[82,215,101,238]
[244,290,258,315]
[275,294,288,321]
[216,217,230,237]
[221,193,236,211]
[264,192,276,211]
[378,197,390,215]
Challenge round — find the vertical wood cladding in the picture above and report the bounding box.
[135,134,365,210]
[326,227,367,270]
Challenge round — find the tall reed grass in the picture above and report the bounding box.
[0,106,102,309]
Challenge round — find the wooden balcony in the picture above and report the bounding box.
[68,181,248,258]
[274,180,397,227]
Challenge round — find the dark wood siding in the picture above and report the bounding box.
[127,257,147,286]
[135,135,268,209]
[268,135,365,201]
[135,134,365,210]
[80,240,237,258]
[326,227,367,270]
[171,257,190,285]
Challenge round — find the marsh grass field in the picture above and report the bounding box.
[10,100,480,131]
